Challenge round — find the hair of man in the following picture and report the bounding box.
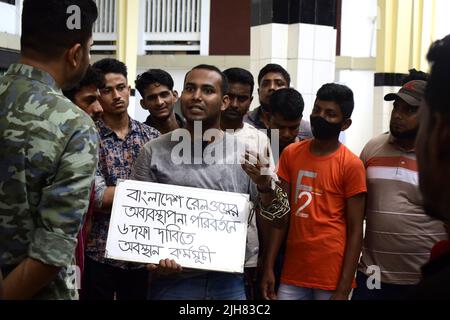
[63,65,105,102]
[267,87,304,120]
[402,68,429,85]
[223,67,255,95]
[257,64,291,87]
[184,64,228,97]
[316,83,355,120]
[92,58,128,79]
[135,69,175,98]
[21,0,98,60]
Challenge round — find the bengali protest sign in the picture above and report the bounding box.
[105,179,252,273]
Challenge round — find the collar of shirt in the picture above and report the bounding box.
[388,134,415,153]
[145,112,185,128]
[6,63,59,91]
[96,116,141,140]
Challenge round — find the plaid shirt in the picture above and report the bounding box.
[86,117,159,269]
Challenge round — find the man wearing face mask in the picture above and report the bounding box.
[260,83,366,300]
[352,80,448,300]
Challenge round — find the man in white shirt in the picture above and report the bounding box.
[221,67,275,300]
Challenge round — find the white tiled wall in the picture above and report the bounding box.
[288,24,336,106]
[373,86,399,136]
[337,70,376,155]
[250,23,336,112]
[293,58,314,94]
[312,60,335,94]
[340,0,378,57]
[301,94,315,120]
[434,0,450,40]
[314,25,337,63]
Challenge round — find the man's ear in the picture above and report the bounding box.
[341,118,352,131]
[172,90,179,103]
[221,95,230,112]
[140,99,148,110]
[67,43,83,68]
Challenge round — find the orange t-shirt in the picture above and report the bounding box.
[277,140,367,290]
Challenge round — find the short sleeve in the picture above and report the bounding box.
[276,145,292,183]
[359,143,369,166]
[344,156,367,199]
[130,143,157,182]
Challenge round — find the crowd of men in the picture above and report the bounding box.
[1,0,450,300]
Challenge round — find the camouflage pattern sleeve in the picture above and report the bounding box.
[94,173,107,208]
[27,124,99,268]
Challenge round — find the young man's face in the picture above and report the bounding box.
[181,68,227,127]
[73,84,103,120]
[140,83,178,120]
[389,98,419,139]
[267,113,300,149]
[311,99,344,124]
[99,73,130,116]
[222,82,253,123]
[258,72,288,107]
[310,99,350,140]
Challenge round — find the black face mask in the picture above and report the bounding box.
[310,116,342,140]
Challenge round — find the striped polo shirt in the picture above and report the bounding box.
[358,133,448,285]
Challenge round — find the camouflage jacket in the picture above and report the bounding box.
[0,64,99,299]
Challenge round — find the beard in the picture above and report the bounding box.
[390,126,419,140]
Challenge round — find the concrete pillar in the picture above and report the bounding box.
[250,0,337,114]
[374,0,436,136]
[116,0,140,86]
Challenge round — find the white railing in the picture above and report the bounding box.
[92,0,117,52]
[143,0,209,53]
[91,0,210,54]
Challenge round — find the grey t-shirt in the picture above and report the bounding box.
[131,129,260,271]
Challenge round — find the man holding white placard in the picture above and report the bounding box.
[131,64,289,300]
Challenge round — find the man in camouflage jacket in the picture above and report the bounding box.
[0,0,99,299]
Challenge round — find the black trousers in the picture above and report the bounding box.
[81,256,149,300]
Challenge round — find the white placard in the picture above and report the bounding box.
[105,179,251,273]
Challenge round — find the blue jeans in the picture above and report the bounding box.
[351,271,415,300]
[149,271,246,300]
[277,283,335,300]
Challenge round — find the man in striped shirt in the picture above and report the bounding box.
[352,80,448,300]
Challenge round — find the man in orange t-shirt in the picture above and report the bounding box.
[260,83,367,300]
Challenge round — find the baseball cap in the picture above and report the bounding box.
[384,80,426,106]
